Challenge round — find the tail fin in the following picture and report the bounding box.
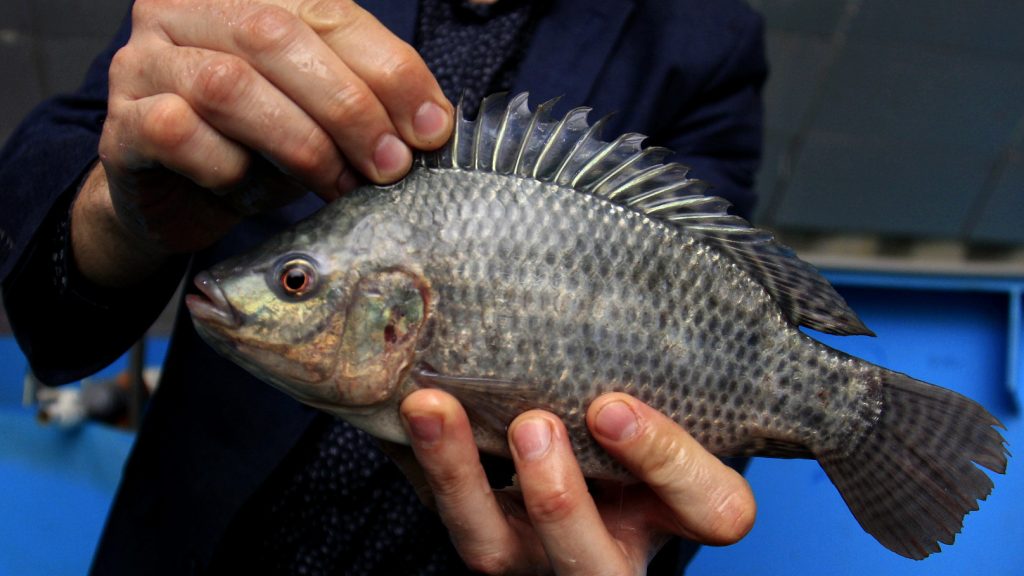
[818,370,1008,559]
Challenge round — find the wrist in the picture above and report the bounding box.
[70,164,170,287]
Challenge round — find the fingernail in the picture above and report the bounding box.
[413,101,450,144]
[300,0,346,31]
[405,413,443,446]
[373,133,411,180]
[511,417,552,462]
[594,401,638,442]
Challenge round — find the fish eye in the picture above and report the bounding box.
[274,257,318,299]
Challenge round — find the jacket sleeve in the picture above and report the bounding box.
[657,7,767,221]
[0,12,186,385]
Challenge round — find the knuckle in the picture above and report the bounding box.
[283,130,336,178]
[207,160,249,190]
[108,46,148,97]
[525,485,579,525]
[236,5,301,53]
[703,487,756,545]
[462,550,514,575]
[107,47,135,82]
[192,54,249,109]
[206,156,255,192]
[195,144,251,190]
[139,97,196,151]
[425,465,476,504]
[323,84,374,128]
[374,46,424,89]
[634,438,685,489]
[670,483,756,546]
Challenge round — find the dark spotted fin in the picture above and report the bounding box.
[411,366,549,436]
[421,92,872,336]
[818,369,1008,559]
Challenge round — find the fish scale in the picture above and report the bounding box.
[458,170,850,460]
[188,92,1007,561]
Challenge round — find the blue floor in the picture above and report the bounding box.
[1,271,1022,575]
[0,338,162,576]
[0,407,133,575]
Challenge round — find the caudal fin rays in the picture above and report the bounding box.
[818,370,1007,559]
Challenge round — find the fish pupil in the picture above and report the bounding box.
[282,267,310,294]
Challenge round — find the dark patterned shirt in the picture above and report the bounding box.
[417,0,538,114]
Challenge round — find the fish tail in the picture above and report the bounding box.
[818,369,1008,559]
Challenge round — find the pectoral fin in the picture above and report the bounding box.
[411,366,549,436]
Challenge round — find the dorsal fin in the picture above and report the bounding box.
[420,93,873,336]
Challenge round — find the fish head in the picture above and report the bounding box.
[186,248,350,402]
[186,239,431,417]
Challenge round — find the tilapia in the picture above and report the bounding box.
[186,92,1008,560]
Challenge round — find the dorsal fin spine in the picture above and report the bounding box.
[513,96,558,176]
[570,132,643,188]
[491,95,515,171]
[493,92,531,174]
[584,149,645,196]
[605,163,679,201]
[638,191,718,212]
[450,95,465,169]
[552,109,603,184]
[511,112,538,175]
[472,93,505,171]
[590,147,670,199]
[533,106,585,179]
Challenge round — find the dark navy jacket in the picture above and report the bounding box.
[0,1,766,573]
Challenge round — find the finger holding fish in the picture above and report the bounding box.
[588,393,756,545]
[399,389,545,574]
[132,0,451,185]
[398,389,752,574]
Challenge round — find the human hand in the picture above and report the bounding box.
[392,390,756,575]
[75,0,452,285]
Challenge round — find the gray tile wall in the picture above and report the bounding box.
[751,0,1024,244]
[1,0,1021,245]
[0,0,127,143]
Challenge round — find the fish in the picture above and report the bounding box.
[186,92,1008,560]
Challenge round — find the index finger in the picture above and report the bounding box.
[298,0,454,149]
[587,393,757,545]
[509,411,639,575]
[148,0,451,183]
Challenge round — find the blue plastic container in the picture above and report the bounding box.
[691,270,1022,575]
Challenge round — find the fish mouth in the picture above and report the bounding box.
[185,271,240,328]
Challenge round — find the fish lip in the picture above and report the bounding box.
[185,271,240,328]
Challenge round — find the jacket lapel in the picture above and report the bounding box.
[512,0,635,111]
[367,0,418,43]
[364,0,635,113]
